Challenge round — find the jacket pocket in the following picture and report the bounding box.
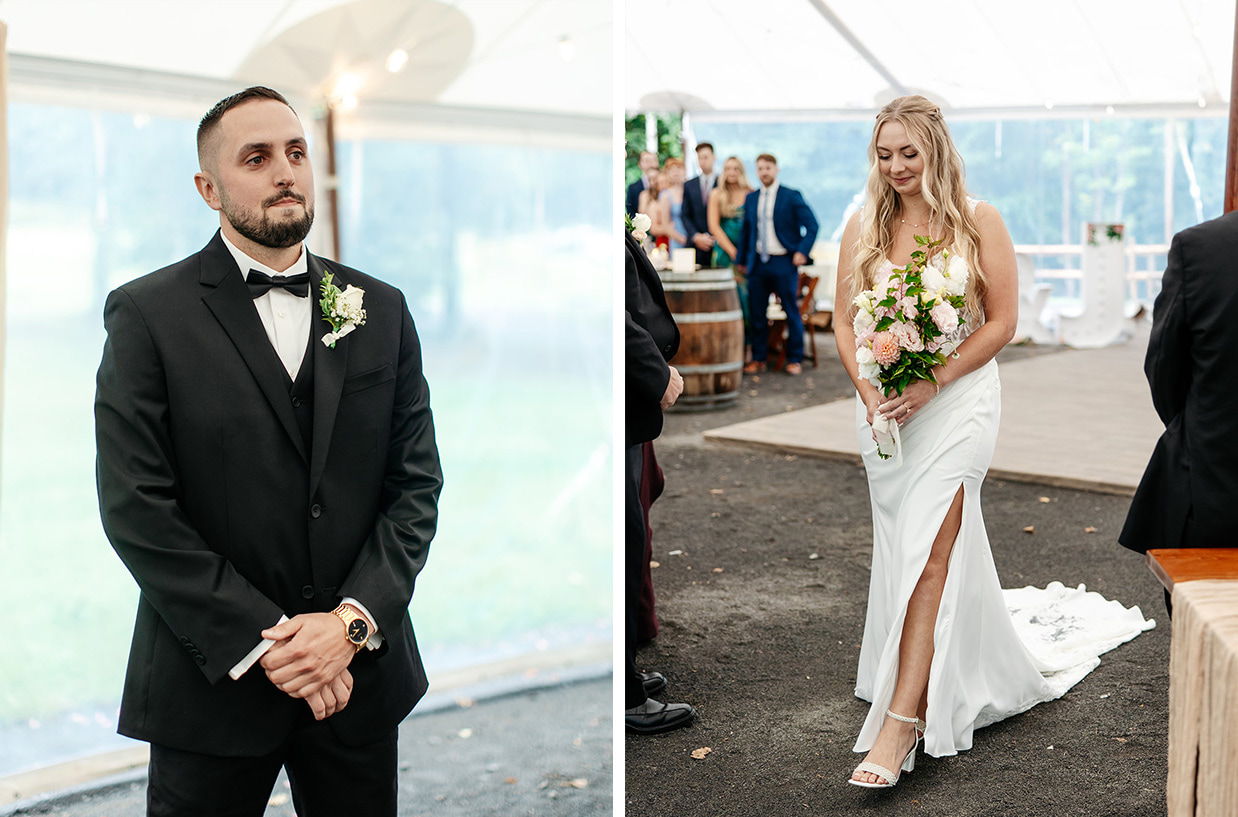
[342,363,395,396]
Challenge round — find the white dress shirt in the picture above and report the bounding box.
[219,235,381,680]
[757,180,788,257]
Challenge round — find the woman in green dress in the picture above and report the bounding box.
[708,156,755,354]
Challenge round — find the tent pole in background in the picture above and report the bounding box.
[1226,0,1238,213]
[325,103,341,260]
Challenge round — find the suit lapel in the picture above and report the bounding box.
[198,233,308,464]
[307,254,348,497]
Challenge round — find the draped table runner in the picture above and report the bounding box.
[1168,579,1238,816]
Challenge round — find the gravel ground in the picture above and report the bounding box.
[626,334,1168,817]
[6,675,612,817]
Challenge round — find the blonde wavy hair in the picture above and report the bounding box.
[717,156,752,218]
[849,95,987,319]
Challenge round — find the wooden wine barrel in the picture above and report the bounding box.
[658,268,745,411]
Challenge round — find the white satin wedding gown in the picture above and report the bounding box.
[851,262,1154,759]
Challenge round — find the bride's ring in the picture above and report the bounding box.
[903,405,912,415]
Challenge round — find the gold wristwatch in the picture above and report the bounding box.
[331,603,370,652]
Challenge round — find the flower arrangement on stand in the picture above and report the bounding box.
[852,235,969,459]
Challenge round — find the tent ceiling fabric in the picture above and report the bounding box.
[626,0,1235,115]
[0,0,609,116]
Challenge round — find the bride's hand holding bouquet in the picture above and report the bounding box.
[852,235,969,459]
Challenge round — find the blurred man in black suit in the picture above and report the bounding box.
[626,150,660,218]
[681,142,718,268]
[625,231,695,734]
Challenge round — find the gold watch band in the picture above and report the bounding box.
[331,603,370,652]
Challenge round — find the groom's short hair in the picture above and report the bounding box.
[756,153,778,165]
[197,86,295,170]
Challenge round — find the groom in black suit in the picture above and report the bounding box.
[95,86,442,816]
[1121,210,1238,608]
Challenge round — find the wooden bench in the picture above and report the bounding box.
[1146,548,1238,591]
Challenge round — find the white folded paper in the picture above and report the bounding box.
[872,412,901,465]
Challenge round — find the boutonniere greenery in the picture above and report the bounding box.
[319,272,367,348]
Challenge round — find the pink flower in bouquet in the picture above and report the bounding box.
[930,302,960,334]
[872,332,901,366]
[891,322,924,352]
[897,296,919,319]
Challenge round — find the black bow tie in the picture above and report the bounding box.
[246,270,310,298]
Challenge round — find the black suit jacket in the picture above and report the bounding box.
[1120,211,1238,552]
[681,174,718,267]
[625,232,679,446]
[95,232,443,755]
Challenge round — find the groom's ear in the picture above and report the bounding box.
[194,171,223,212]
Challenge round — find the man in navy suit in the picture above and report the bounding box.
[625,150,659,217]
[680,142,718,268]
[735,153,819,375]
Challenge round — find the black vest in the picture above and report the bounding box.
[285,329,316,455]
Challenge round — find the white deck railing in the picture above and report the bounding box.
[1013,243,1170,303]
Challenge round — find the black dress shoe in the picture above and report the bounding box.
[640,671,667,697]
[625,699,696,735]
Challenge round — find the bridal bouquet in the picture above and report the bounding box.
[852,235,969,458]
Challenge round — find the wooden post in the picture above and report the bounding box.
[1226,1,1238,213]
[325,104,341,260]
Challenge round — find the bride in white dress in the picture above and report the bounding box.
[833,95,1152,788]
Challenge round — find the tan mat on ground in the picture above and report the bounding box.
[705,333,1162,494]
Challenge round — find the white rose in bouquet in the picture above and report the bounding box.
[855,345,880,385]
[942,253,968,297]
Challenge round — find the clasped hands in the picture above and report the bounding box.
[259,613,355,721]
[864,378,939,436]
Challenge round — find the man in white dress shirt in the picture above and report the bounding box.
[681,141,718,267]
[95,86,442,816]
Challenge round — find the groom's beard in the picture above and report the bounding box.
[221,189,315,249]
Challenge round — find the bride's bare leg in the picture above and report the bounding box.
[852,486,964,784]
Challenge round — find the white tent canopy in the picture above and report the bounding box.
[626,0,1235,119]
[1,0,609,144]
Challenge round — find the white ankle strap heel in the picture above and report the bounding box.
[849,710,924,789]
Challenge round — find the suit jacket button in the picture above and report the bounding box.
[301,585,315,599]
[310,504,322,518]
[292,397,303,408]
[194,655,206,666]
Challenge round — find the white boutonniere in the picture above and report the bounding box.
[319,272,367,348]
[626,212,652,242]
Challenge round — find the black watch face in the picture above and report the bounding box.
[347,619,369,643]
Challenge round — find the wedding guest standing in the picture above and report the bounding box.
[735,153,818,376]
[653,157,689,250]
[625,229,695,735]
[626,149,660,217]
[638,170,666,248]
[94,86,443,814]
[708,156,755,355]
[681,142,718,267]
[1120,210,1238,611]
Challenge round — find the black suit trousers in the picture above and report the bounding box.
[147,710,398,817]
[625,443,650,709]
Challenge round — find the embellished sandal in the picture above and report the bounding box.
[849,710,924,789]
